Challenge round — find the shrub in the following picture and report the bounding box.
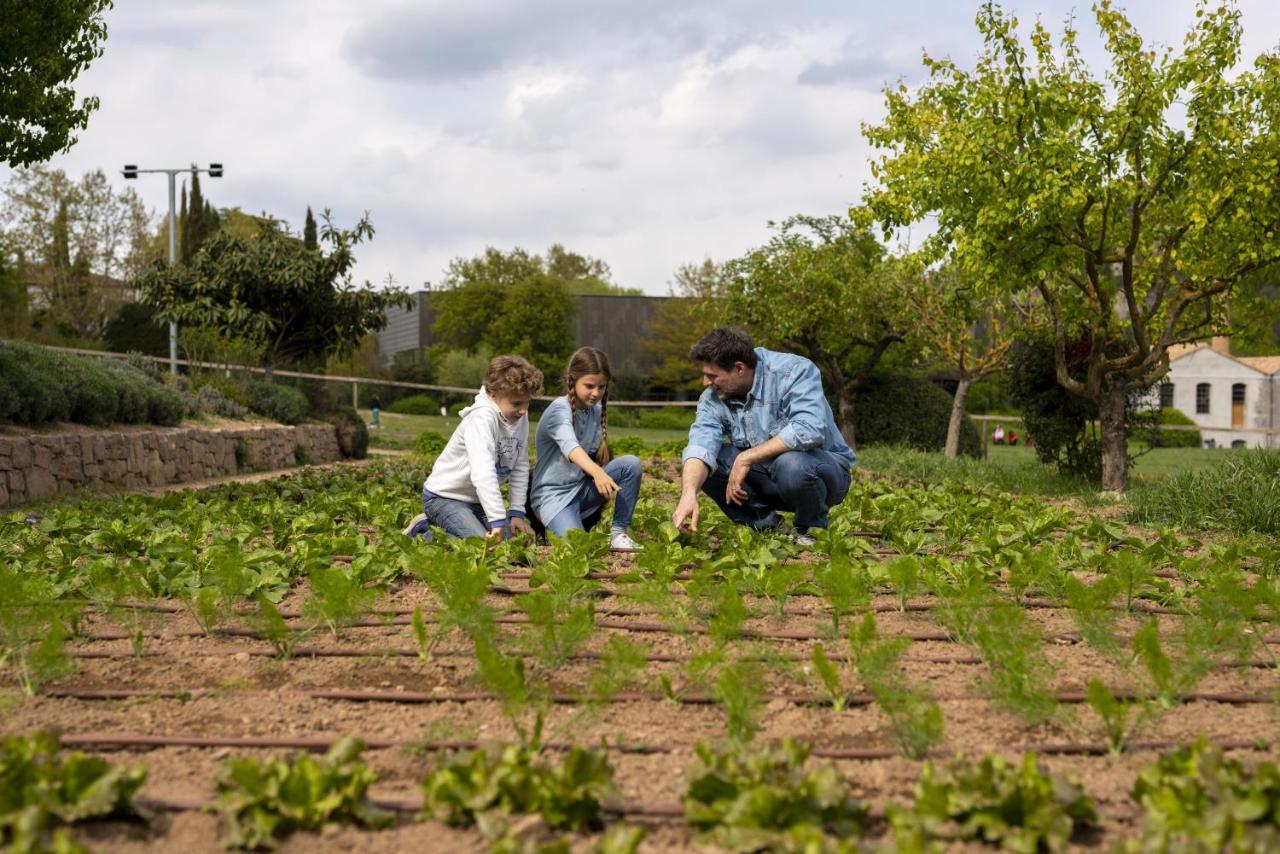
[854,373,983,457]
[1128,449,1280,535]
[326,407,369,459]
[1148,407,1201,449]
[388,393,440,415]
[194,384,249,419]
[0,342,184,427]
[412,430,449,458]
[242,379,309,424]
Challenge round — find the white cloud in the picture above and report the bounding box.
[4,0,1279,296]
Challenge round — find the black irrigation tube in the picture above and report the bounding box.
[40,686,1280,708]
[70,614,1280,647]
[64,645,1280,672]
[54,731,1277,762]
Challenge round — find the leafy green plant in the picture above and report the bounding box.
[302,566,379,638]
[882,554,923,611]
[1127,739,1280,852]
[1085,678,1142,756]
[812,561,871,636]
[712,661,766,746]
[683,739,868,852]
[0,730,147,854]
[1132,617,1209,708]
[889,754,1098,852]
[848,614,943,759]
[810,644,852,711]
[0,565,78,695]
[250,594,301,659]
[214,737,393,850]
[420,743,618,840]
[515,593,595,668]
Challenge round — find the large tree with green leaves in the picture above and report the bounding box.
[861,1,1280,490]
[137,212,411,377]
[724,215,911,446]
[430,245,602,379]
[1,0,112,167]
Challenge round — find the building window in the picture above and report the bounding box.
[1159,382,1174,409]
[1196,383,1211,414]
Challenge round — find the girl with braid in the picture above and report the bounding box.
[530,347,643,551]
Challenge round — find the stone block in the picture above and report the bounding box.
[11,441,30,468]
[26,467,56,500]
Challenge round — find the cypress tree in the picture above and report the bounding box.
[178,181,189,265]
[303,206,317,250]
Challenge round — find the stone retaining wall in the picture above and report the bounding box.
[0,424,343,507]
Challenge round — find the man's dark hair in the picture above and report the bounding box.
[689,327,757,370]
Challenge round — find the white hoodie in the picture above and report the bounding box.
[423,387,530,526]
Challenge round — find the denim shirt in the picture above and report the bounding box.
[681,348,856,474]
[530,396,602,524]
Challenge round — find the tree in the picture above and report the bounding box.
[724,215,910,446]
[431,245,582,379]
[303,207,318,251]
[1,166,151,283]
[641,259,728,393]
[0,0,112,167]
[0,251,27,337]
[545,243,641,295]
[137,211,412,377]
[911,265,1030,457]
[862,2,1280,490]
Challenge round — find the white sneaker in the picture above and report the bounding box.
[402,512,429,537]
[609,531,642,552]
[791,531,818,548]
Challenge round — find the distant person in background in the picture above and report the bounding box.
[371,395,382,429]
[992,424,1005,445]
[1007,430,1019,446]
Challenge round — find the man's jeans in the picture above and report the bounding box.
[702,444,851,532]
[544,455,642,537]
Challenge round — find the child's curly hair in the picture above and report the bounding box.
[484,355,544,398]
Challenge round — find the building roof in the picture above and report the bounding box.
[1169,343,1280,376]
[1238,356,1280,375]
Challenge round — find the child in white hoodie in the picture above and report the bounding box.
[403,355,543,540]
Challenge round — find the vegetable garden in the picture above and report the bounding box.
[3,456,1280,851]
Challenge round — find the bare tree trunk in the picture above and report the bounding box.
[945,377,972,459]
[836,385,856,450]
[1099,382,1129,492]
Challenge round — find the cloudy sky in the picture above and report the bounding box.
[10,1,1280,294]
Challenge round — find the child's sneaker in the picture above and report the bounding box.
[609,531,642,552]
[791,531,818,548]
[403,513,430,539]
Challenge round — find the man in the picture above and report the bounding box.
[671,327,856,547]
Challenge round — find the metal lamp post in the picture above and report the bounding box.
[122,163,224,374]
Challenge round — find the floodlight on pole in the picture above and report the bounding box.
[121,163,225,374]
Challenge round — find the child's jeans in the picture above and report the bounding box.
[418,486,505,539]
[544,455,642,537]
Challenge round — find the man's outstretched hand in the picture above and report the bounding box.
[672,492,699,534]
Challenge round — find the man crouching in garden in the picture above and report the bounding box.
[671,327,856,547]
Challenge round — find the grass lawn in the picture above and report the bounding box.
[360,409,690,451]
[982,443,1242,481]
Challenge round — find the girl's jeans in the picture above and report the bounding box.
[544,455,642,537]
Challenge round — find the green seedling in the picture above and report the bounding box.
[712,661,765,746]
[251,594,300,659]
[1086,678,1141,756]
[812,561,871,636]
[810,643,851,711]
[848,614,943,759]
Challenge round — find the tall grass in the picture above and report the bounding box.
[1127,449,1280,536]
[856,445,1098,499]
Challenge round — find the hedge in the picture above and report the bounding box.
[241,379,309,425]
[1149,407,1202,449]
[853,374,983,457]
[0,342,184,427]
[387,394,440,415]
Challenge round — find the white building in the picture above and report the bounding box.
[1163,339,1280,449]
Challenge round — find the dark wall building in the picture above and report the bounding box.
[377,291,670,378]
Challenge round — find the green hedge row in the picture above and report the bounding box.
[855,374,983,457]
[0,342,184,427]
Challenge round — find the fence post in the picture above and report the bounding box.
[352,381,358,409]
